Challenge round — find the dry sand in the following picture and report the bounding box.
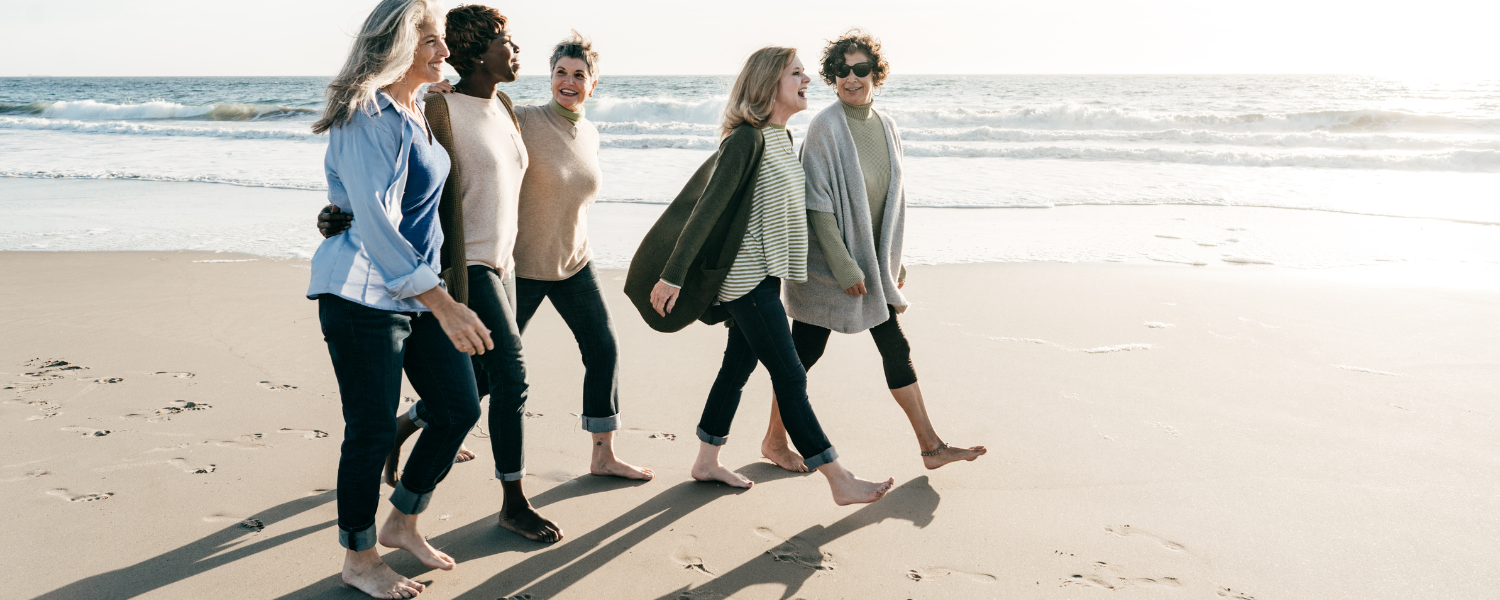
[2,251,1496,599]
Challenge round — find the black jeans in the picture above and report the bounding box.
[410,261,619,480]
[792,304,918,389]
[698,277,838,469]
[319,294,480,551]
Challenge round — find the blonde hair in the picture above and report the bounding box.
[720,46,796,138]
[313,0,443,134]
[550,30,600,77]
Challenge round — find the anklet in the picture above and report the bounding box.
[920,443,948,457]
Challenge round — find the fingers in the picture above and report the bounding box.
[665,292,677,314]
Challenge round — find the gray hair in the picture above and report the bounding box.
[313,0,443,134]
[549,30,599,77]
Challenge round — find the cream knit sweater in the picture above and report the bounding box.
[444,93,528,277]
[513,103,603,281]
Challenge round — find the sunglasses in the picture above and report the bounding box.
[835,62,875,78]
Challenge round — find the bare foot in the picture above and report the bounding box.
[377,511,454,571]
[455,445,475,463]
[820,462,893,506]
[923,444,987,470]
[591,455,653,480]
[498,505,563,543]
[343,548,424,599]
[589,432,653,480]
[760,437,809,473]
[691,462,754,488]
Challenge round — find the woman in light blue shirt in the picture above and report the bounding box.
[307,1,491,597]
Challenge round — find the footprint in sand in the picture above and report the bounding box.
[1062,561,1181,590]
[92,377,125,384]
[209,434,269,449]
[61,427,112,437]
[906,567,997,583]
[670,534,714,575]
[1217,586,1256,599]
[47,489,113,502]
[23,358,89,379]
[9,399,63,420]
[623,428,677,441]
[202,515,265,532]
[258,381,297,391]
[523,411,543,419]
[96,458,216,474]
[755,527,835,571]
[0,470,53,483]
[125,400,211,422]
[277,428,329,439]
[153,372,196,379]
[1104,525,1186,551]
[4,382,53,393]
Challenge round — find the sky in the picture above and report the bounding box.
[1,0,1497,77]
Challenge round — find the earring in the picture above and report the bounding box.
[478,59,484,64]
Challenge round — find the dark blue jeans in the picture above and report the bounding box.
[513,261,621,435]
[410,261,619,481]
[318,294,480,551]
[699,277,838,470]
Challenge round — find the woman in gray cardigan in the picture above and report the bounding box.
[768,30,987,471]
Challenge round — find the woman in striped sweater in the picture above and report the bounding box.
[645,47,892,505]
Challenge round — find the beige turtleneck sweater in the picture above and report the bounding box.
[513,101,603,281]
[810,99,904,289]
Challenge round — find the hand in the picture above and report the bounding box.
[897,280,905,289]
[318,205,353,238]
[843,281,868,296]
[417,287,493,356]
[650,281,681,317]
[429,80,455,94]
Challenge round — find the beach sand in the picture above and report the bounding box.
[2,251,1496,599]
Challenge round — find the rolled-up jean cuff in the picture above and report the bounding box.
[389,480,432,515]
[339,524,377,551]
[801,446,838,470]
[581,414,621,433]
[696,426,728,446]
[495,468,525,482]
[407,403,427,428]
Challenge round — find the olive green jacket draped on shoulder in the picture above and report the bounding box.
[625,125,770,332]
[424,90,520,306]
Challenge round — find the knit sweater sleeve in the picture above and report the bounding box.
[659,127,758,286]
[808,210,864,289]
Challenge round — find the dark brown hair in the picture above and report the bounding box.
[444,4,507,76]
[819,29,889,87]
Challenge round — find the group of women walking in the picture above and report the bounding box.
[306,0,984,597]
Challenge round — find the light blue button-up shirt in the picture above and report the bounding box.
[308,91,444,312]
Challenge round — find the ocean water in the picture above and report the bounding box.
[2,75,1498,272]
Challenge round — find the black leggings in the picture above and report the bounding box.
[791,304,918,389]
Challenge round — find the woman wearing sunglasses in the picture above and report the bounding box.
[763,30,987,472]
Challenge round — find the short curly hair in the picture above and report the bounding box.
[444,4,507,76]
[550,30,600,77]
[819,29,889,87]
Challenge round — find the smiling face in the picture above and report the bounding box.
[406,19,450,85]
[837,49,875,105]
[475,29,521,82]
[551,56,596,111]
[773,56,811,117]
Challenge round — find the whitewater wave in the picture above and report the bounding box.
[1,169,323,190]
[0,117,322,141]
[0,100,315,121]
[900,143,1500,172]
[896,126,1500,151]
[878,105,1500,134]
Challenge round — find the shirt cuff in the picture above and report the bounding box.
[386,263,443,300]
[658,279,681,289]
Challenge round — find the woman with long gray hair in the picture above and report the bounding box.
[308,1,485,597]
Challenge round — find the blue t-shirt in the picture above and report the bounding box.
[399,130,450,272]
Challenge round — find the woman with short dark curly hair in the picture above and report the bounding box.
[763,29,989,472]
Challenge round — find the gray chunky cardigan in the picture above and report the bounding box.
[785,101,908,334]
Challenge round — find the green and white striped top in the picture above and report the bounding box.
[718,125,808,301]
